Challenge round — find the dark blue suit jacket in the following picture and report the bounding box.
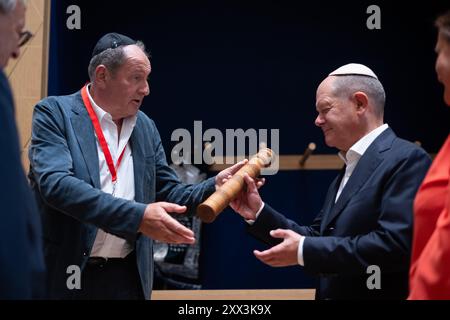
[28,90,215,299]
[248,128,431,299]
[0,70,45,299]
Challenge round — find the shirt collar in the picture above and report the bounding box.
[338,123,389,165]
[85,84,137,127]
[86,84,109,122]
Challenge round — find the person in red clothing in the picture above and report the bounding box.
[409,10,450,300]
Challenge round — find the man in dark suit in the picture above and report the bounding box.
[28,32,244,299]
[0,0,45,299]
[230,64,431,299]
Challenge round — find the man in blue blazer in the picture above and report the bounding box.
[0,0,45,299]
[28,33,242,299]
[230,64,431,299]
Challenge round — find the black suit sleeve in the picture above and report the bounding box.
[247,204,323,246]
[246,172,341,246]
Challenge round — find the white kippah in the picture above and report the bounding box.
[329,63,378,80]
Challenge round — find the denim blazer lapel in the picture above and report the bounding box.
[69,91,101,189]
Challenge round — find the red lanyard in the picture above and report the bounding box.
[81,85,126,186]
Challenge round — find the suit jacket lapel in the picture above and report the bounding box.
[320,168,345,234]
[321,128,395,231]
[130,116,145,203]
[70,91,101,189]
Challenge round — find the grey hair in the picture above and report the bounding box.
[435,10,450,43]
[87,40,150,81]
[330,75,386,118]
[0,0,26,14]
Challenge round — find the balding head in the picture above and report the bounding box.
[328,74,386,119]
[326,63,386,119]
[315,64,386,152]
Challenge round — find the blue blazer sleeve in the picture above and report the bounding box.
[29,100,147,242]
[146,118,216,216]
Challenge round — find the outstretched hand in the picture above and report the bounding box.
[139,202,195,244]
[253,229,303,267]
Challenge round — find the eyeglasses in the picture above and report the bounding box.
[18,31,33,48]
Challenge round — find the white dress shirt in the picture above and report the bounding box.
[86,85,137,258]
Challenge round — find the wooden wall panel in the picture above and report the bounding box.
[4,0,51,170]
